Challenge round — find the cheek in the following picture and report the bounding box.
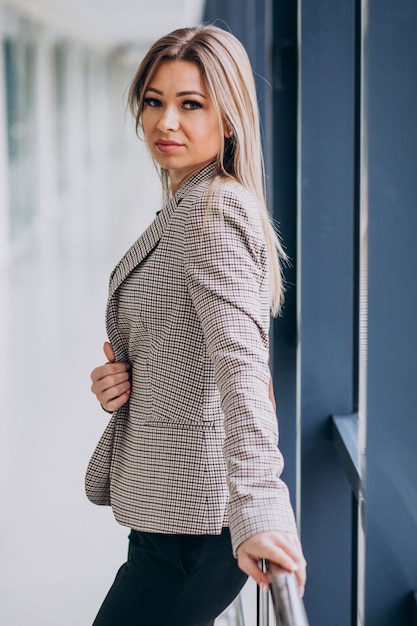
[142,111,155,135]
[142,123,156,151]
[209,130,223,155]
[200,120,222,149]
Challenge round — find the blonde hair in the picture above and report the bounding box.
[128,24,287,315]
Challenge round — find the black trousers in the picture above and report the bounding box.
[92,527,247,626]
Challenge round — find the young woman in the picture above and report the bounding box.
[87,24,306,626]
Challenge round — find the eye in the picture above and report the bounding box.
[143,97,162,108]
[183,100,202,110]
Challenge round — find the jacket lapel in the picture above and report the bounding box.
[108,195,177,299]
[108,162,217,298]
[105,162,216,363]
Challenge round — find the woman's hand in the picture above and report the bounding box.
[236,531,307,597]
[90,342,131,412]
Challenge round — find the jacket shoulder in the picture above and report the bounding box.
[184,177,263,234]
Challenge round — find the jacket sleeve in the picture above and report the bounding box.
[183,185,298,555]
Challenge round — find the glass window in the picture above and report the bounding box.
[3,13,39,241]
[52,40,69,196]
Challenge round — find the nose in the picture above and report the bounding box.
[157,105,180,132]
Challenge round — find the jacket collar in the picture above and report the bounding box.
[108,161,217,298]
[172,161,217,203]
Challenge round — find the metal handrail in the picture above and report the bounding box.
[267,563,310,626]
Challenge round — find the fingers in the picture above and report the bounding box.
[91,362,130,388]
[274,534,307,596]
[100,387,131,412]
[90,359,131,411]
[103,341,115,363]
[236,531,307,595]
[280,533,306,572]
[237,552,269,590]
[295,566,306,598]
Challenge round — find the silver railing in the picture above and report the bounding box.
[215,565,309,626]
[267,563,309,626]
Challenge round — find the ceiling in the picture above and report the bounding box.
[3,0,205,50]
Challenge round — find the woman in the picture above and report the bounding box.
[87,24,306,626]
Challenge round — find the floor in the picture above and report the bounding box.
[0,147,257,624]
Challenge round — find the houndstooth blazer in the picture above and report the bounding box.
[85,162,297,554]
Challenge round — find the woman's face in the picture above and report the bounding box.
[142,60,224,193]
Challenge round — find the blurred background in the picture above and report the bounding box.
[1,1,416,625]
[0,1,257,624]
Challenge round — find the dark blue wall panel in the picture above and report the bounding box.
[270,0,298,504]
[364,1,417,624]
[203,2,417,624]
[298,1,356,624]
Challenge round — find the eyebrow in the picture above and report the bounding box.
[146,87,207,99]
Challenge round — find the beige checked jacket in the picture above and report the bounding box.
[85,163,297,554]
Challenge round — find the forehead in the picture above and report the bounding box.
[149,59,206,89]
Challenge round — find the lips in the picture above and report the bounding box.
[155,139,183,153]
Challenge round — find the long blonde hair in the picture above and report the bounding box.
[128,24,287,315]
